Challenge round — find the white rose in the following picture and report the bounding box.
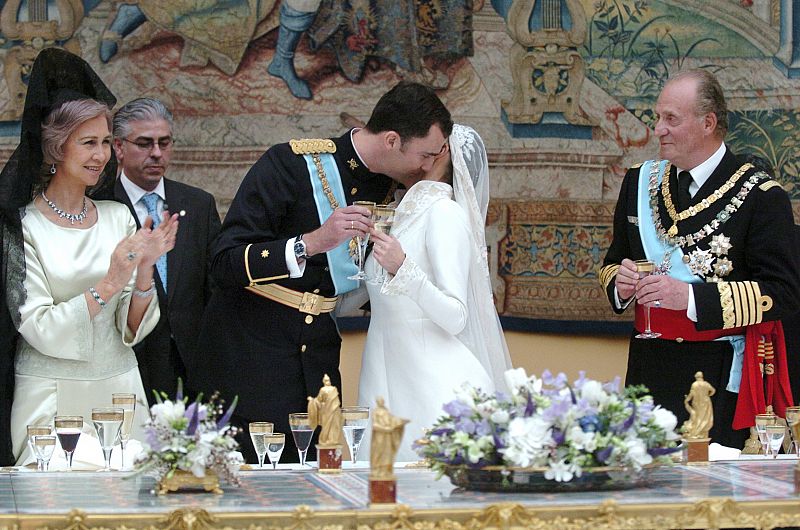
[652,406,679,437]
[579,380,608,405]
[504,367,529,394]
[624,438,653,468]
[490,409,510,425]
[150,400,186,428]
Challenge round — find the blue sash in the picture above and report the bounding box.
[302,154,359,295]
[636,160,744,392]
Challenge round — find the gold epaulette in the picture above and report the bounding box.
[629,162,643,170]
[290,139,336,155]
[759,180,783,192]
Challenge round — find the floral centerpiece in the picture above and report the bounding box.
[134,382,243,493]
[415,368,681,491]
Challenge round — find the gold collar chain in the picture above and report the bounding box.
[661,162,753,237]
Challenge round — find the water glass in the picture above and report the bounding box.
[91,407,124,471]
[54,415,83,471]
[754,413,777,456]
[265,433,285,469]
[31,434,56,472]
[766,424,786,458]
[26,425,52,470]
[249,422,274,469]
[112,393,136,470]
[342,406,370,465]
[288,413,313,467]
[784,406,800,456]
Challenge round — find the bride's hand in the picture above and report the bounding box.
[370,229,404,275]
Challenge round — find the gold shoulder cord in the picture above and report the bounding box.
[661,163,753,238]
[290,137,340,210]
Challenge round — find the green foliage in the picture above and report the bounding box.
[583,0,721,99]
[727,111,800,198]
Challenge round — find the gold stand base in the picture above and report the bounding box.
[369,478,397,504]
[316,445,343,473]
[685,438,711,463]
[157,470,223,495]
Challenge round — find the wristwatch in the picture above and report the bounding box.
[293,234,308,259]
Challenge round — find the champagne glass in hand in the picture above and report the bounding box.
[289,413,313,467]
[27,425,52,471]
[342,406,370,465]
[31,435,56,472]
[54,415,83,471]
[634,259,661,339]
[369,205,396,284]
[92,407,123,471]
[249,422,274,469]
[265,433,285,469]
[112,393,136,470]
[348,201,376,280]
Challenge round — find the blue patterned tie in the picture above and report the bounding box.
[141,193,167,287]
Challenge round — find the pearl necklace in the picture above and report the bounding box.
[41,191,88,225]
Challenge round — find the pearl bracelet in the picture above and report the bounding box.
[133,280,156,298]
[88,287,106,308]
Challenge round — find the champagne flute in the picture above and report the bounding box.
[754,413,777,456]
[288,413,313,467]
[54,415,83,471]
[342,406,370,465]
[31,435,56,472]
[348,200,376,280]
[112,393,136,470]
[265,433,285,469]
[766,424,786,458]
[369,205,396,284]
[785,406,800,456]
[634,259,661,339]
[92,407,123,471]
[26,425,52,471]
[249,422,274,469]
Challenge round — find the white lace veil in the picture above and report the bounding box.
[450,124,513,392]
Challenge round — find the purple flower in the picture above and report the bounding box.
[443,399,473,418]
[573,371,588,390]
[596,445,613,464]
[542,370,568,389]
[524,392,536,417]
[475,419,492,436]
[579,414,601,432]
[542,396,571,423]
[551,428,566,445]
[603,376,621,394]
[648,445,682,456]
[455,417,476,434]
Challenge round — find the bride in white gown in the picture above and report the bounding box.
[358,124,512,462]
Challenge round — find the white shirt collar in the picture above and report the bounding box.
[350,128,369,170]
[677,142,727,191]
[120,171,165,203]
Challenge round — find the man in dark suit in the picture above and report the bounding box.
[599,69,800,448]
[112,98,221,403]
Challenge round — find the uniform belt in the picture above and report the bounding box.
[246,284,337,315]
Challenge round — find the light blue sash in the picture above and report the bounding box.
[302,154,359,295]
[636,160,744,392]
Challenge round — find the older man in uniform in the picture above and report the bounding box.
[192,81,452,463]
[600,69,800,448]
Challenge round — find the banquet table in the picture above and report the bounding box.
[2,459,800,530]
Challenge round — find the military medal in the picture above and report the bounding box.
[668,223,679,238]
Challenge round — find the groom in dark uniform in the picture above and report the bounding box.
[600,69,800,448]
[113,98,221,403]
[191,81,453,463]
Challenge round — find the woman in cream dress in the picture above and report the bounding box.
[2,49,178,464]
[359,124,512,461]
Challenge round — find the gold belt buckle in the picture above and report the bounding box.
[299,292,322,315]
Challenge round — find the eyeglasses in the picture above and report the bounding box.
[122,137,175,151]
